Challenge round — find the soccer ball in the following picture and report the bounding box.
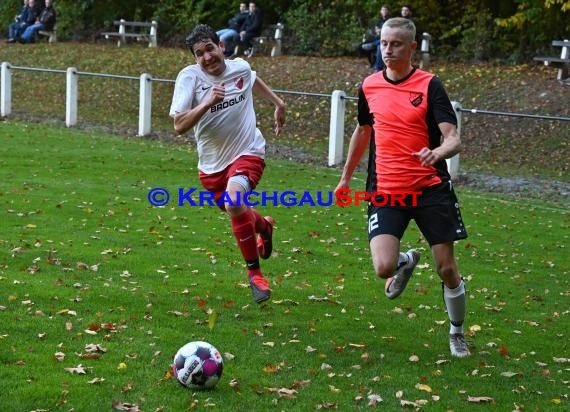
[172,341,223,389]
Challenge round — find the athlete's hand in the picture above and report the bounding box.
[274,104,286,136]
[413,147,440,167]
[208,82,225,106]
[334,181,350,207]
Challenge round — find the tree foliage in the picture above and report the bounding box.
[4,0,568,61]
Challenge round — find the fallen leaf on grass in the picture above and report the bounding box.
[121,382,134,393]
[112,401,141,411]
[56,309,77,316]
[467,396,494,403]
[11,247,24,255]
[328,385,340,393]
[315,401,337,409]
[501,371,523,377]
[415,383,432,393]
[167,310,187,317]
[265,387,297,398]
[263,364,281,373]
[84,343,107,353]
[367,393,383,406]
[400,399,422,408]
[291,379,311,389]
[64,365,88,374]
[88,377,105,384]
[78,352,101,360]
[229,378,241,393]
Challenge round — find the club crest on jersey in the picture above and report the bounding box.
[409,92,423,107]
[235,76,244,90]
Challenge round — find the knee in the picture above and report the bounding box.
[225,200,247,217]
[373,260,397,279]
[436,261,460,285]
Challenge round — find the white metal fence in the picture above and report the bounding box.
[1,62,464,176]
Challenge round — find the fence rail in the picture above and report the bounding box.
[2,62,568,179]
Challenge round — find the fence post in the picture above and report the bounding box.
[149,21,158,48]
[1,62,12,117]
[448,101,462,180]
[271,23,284,57]
[420,32,431,69]
[328,90,346,166]
[138,73,153,136]
[66,67,78,127]
[556,38,569,81]
[118,19,126,47]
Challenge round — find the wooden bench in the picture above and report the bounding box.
[533,39,570,82]
[101,19,158,48]
[234,23,284,58]
[38,25,57,44]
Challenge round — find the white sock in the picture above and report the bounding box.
[444,280,466,335]
[397,252,408,267]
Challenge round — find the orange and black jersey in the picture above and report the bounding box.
[358,68,457,193]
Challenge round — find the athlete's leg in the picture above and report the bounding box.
[370,234,400,279]
[432,242,470,357]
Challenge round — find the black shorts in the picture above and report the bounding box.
[367,181,468,246]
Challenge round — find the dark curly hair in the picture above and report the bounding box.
[185,24,220,55]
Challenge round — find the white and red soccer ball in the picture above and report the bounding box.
[172,341,223,389]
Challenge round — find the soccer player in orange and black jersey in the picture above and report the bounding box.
[336,17,470,357]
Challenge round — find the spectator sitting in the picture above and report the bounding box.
[19,0,56,43]
[358,4,391,69]
[239,2,262,57]
[7,0,40,43]
[217,2,250,57]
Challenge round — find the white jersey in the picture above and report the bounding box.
[169,58,265,174]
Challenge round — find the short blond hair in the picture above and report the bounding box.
[382,17,416,42]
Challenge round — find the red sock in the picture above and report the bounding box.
[250,208,267,233]
[231,211,259,269]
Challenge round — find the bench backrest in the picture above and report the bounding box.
[552,40,569,59]
[112,19,158,47]
[113,20,157,28]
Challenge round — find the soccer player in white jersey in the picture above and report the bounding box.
[170,24,286,304]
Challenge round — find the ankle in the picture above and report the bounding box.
[247,268,262,278]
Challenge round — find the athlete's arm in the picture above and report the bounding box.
[413,77,461,166]
[413,122,461,166]
[173,83,226,135]
[336,123,372,190]
[253,76,287,135]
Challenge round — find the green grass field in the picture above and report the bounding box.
[1,121,568,411]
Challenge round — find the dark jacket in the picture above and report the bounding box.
[228,11,249,31]
[38,5,57,31]
[23,4,40,26]
[242,9,262,36]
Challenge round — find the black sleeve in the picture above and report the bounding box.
[357,85,374,127]
[427,76,457,125]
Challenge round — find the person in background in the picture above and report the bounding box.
[239,2,262,57]
[336,17,471,358]
[19,0,56,43]
[217,2,249,58]
[400,4,422,43]
[169,24,286,304]
[400,4,413,20]
[7,0,38,43]
[358,4,391,70]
